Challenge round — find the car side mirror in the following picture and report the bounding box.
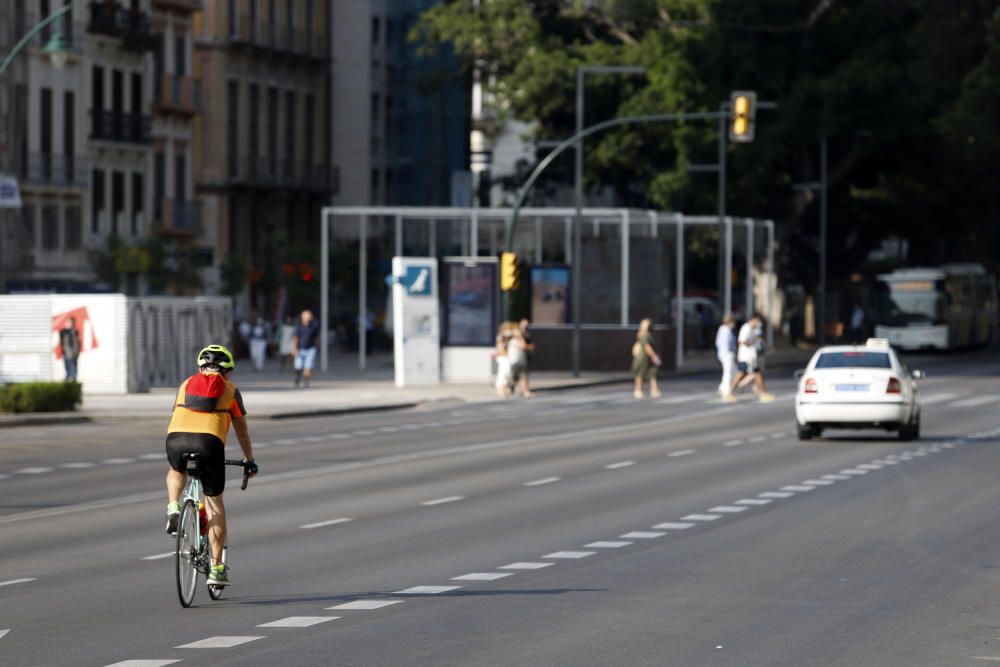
[793,369,805,380]
[911,370,925,379]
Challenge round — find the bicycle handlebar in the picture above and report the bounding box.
[224,459,253,490]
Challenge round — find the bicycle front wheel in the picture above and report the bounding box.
[175,500,199,607]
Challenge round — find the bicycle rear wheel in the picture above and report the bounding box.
[175,500,199,607]
[207,545,227,600]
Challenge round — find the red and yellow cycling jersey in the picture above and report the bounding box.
[166,372,247,443]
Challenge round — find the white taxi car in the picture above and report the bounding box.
[795,339,923,441]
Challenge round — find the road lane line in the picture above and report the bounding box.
[421,496,464,506]
[759,491,793,499]
[856,463,883,470]
[802,479,835,486]
[327,600,402,610]
[543,551,595,559]
[103,458,136,464]
[653,522,695,529]
[104,661,182,667]
[605,460,636,469]
[781,485,815,492]
[394,586,461,594]
[681,514,721,521]
[523,477,561,487]
[14,467,53,475]
[176,636,265,649]
[723,439,744,447]
[668,449,696,458]
[452,572,514,581]
[59,462,97,469]
[141,552,174,561]
[734,498,771,506]
[257,616,339,628]
[708,506,748,513]
[354,430,376,436]
[274,439,299,445]
[138,454,165,461]
[300,518,352,530]
[620,531,666,539]
[500,562,554,570]
[748,436,767,443]
[0,578,37,587]
[303,435,325,442]
[950,395,1000,408]
[586,541,632,548]
[920,391,963,405]
[839,469,868,475]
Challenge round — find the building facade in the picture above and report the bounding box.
[193,0,334,308]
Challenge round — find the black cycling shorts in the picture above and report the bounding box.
[166,432,227,497]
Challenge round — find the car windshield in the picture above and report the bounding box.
[815,351,892,369]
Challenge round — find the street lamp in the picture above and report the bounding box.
[0,5,73,76]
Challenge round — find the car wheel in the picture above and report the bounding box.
[898,420,916,442]
[797,423,814,441]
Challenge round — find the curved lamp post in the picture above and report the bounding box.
[0,4,73,76]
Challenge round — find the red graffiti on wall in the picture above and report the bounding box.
[52,306,99,359]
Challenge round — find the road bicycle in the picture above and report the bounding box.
[175,454,252,608]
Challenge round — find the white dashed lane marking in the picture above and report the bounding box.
[840,469,869,475]
[62,462,98,469]
[0,578,37,587]
[395,586,461,595]
[586,541,632,548]
[723,439,744,447]
[653,522,695,530]
[781,485,815,492]
[257,616,339,628]
[451,572,514,581]
[950,395,1000,408]
[605,460,636,469]
[802,479,835,486]
[523,477,561,487]
[748,436,767,443]
[681,514,721,522]
[141,552,174,561]
[104,458,136,465]
[857,463,883,470]
[176,636,265,649]
[104,661,182,667]
[759,491,793,499]
[139,453,165,461]
[920,391,964,405]
[544,551,595,559]
[327,600,402,611]
[620,531,666,539]
[421,496,464,506]
[14,467,53,475]
[668,449,696,458]
[708,506,748,513]
[735,498,771,506]
[300,518,353,530]
[822,474,850,480]
[500,562,554,570]
[274,439,298,446]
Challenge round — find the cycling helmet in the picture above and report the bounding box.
[197,344,235,371]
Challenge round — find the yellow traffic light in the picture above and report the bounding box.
[729,90,756,143]
[500,252,518,291]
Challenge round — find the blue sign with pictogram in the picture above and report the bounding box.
[399,265,433,297]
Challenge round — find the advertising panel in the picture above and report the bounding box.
[531,266,571,325]
[443,260,497,346]
[392,257,440,387]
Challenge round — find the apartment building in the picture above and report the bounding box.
[193,0,334,303]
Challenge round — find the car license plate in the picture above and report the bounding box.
[835,383,869,392]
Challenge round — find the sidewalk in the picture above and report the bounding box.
[0,346,814,427]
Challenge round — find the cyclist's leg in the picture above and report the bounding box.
[204,493,226,566]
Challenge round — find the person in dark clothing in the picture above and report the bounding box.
[60,317,81,382]
[292,309,320,388]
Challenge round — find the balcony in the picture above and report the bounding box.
[150,0,203,12]
[152,74,201,116]
[227,16,328,62]
[87,1,156,51]
[153,199,202,236]
[226,158,336,192]
[90,109,152,144]
[24,153,89,189]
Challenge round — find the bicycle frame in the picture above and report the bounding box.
[181,474,213,574]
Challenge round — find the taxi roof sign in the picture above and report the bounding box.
[865,338,890,349]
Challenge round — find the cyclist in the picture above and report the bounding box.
[164,344,258,587]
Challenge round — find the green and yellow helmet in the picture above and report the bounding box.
[197,344,235,371]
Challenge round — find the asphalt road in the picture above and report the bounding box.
[2,352,999,666]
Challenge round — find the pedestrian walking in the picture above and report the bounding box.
[508,324,534,398]
[293,309,320,388]
[850,302,865,344]
[517,318,535,397]
[728,314,775,402]
[631,318,662,399]
[248,315,271,372]
[715,315,736,399]
[59,316,81,382]
[494,322,513,398]
[277,316,296,372]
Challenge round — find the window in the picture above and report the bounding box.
[267,0,275,46]
[371,93,380,131]
[228,0,237,37]
[41,205,59,250]
[285,90,295,177]
[175,154,186,200]
[306,0,314,49]
[111,171,124,235]
[21,204,36,248]
[64,206,82,250]
[40,88,52,180]
[40,0,51,42]
[92,65,104,138]
[131,173,143,235]
[174,37,186,76]
[267,86,277,176]
[91,169,104,233]
[814,352,891,370]
[248,84,259,169]
[154,152,165,221]
[227,80,239,178]
[304,93,315,171]
[371,168,379,201]
[372,16,380,44]
[64,91,75,182]
[286,0,294,49]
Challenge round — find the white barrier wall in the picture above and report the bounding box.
[0,294,232,394]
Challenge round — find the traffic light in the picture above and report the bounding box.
[729,90,757,143]
[500,252,519,291]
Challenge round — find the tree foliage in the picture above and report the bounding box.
[413,0,1000,286]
